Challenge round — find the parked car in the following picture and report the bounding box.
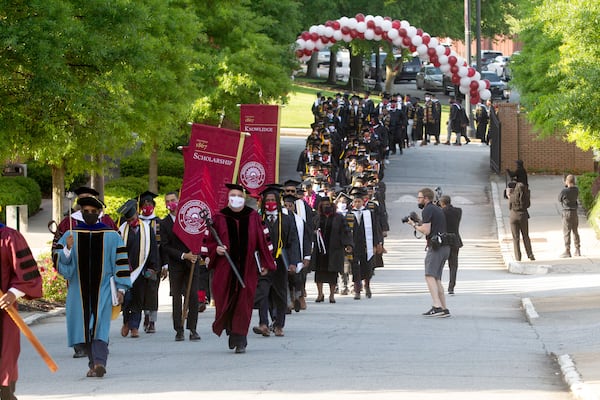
[481,50,503,67]
[415,65,443,91]
[317,50,348,68]
[394,56,421,83]
[486,55,511,80]
[443,74,455,96]
[481,71,508,100]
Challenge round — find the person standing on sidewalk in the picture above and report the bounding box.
[507,182,535,261]
[439,196,463,295]
[0,221,43,399]
[406,188,451,317]
[559,174,581,257]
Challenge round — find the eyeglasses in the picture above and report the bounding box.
[417,196,424,199]
[284,189,296,193]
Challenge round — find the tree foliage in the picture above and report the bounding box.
[511,0,600,150]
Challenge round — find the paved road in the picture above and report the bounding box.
[16,139,585,399]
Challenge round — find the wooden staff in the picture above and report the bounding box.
[0,289,58,372]
[181,259,196,326]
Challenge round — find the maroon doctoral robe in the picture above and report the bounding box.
[0,224,43,386]
[202,206,275,337]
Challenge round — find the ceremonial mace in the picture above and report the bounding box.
[199,209,245,288]
[0,289,58,372]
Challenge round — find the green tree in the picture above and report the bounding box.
[511,0,600,151]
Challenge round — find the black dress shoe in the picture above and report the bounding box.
[73,348,87,358]
[235,345,246,354]
[228,336,235,350]
[175,331,185,341]
[189,330,201,341]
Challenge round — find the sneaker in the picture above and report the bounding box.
[441,309,451,318]
[559,252,571,258]
[422,306,445,317]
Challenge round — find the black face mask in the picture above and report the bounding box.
[418,203,425,210]
[323,205,333,215]
[83,213,99,226]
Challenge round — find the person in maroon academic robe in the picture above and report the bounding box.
[0,223,43,400]
[202,183,276,354]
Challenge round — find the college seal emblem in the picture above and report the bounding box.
[177,199,210,234]
[239,161,265,189]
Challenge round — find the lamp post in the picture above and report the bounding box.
[464,0,475,138]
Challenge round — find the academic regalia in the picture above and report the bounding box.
[0,224,43,390]
[202,206,276,349]
[56,223,131,348]
[310,213,353,283]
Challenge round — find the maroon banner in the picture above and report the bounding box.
[174,124,245,253]
[239,105,280,197]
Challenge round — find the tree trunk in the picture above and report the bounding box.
[306,52,318,78]
[384,65,395,95]
[326,50,337,85]
[346,51,365,93]
[148,143,158,193]
[89,154,105,200]
[51,165,65,224]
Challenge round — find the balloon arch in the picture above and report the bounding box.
[295,14,491,105]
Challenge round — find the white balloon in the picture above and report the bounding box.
[388,29,399,40]
[411,35,423,46]
[472,72,481,81]
[460,77,471,87]
[436,45,446,56]
[365,14,375,23]
[374,34,382,41]
[406,26,417,38]
[440,64,451,73]
[364,29,375,40]
[296,39,306,49]
[480,89,491,100]
[339,17,349,26]
[457,56,465,66]
[438,55,448,65]
[458,66,468,77]
[333,30,343,41]
[315,39,325,51]
[347,18,357,30]
[459,85,469,94]
[429,37,439,48]
[400,20,409,29]
[305,40,315,51]
[356,21,367,33]
[417,44,428,56]
[393,37,403,47]
[381,20,392,31]
[317,25,326,36]
[301,55,311,62]
[342,34,352,43]
[309,25,318,33]
[373,15,384,26]
[478,80,486,91]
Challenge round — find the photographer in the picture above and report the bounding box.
[406,188,451,317]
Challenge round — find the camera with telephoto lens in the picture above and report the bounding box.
[402,211,422,225]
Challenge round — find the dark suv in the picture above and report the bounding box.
[394,56,421,83]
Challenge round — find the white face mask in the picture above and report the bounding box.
[228,196,245,209]
[337,203,347,212]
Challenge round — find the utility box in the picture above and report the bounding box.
[6,205,28,232]
[2,164,27,177]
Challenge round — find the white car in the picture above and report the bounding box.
[486,55,510,79]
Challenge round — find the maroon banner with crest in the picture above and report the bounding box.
[239,105,280,197]
[174,124,246,253]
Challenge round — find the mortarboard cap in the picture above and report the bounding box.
[117,199,138,219]
[78,196,105,209]
[335,191,353,202]
[283,179,301,188]
[138,191,158,205]
[350,187,368,198]
[74,186,99,197]
[225,183,248,193]
[260,185,283,197]
[282,194,298,203]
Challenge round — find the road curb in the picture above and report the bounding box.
[521,297,539,322]
[555,354,600,400]
[23,308,65,326]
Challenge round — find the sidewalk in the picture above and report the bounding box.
[491,174,600,400]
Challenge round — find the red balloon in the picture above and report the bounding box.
[356,13,365,22]
[470,94,480,105]
[310,32,319,42]
[398,28,407,37]
[374,26,383,35]
[467,67,476,77]
[409,45,417,52]
[321,37,329,44]
[357,32,365,39]
[470,80,479,90]
[329,38,336,44]
[350,30,358,38]
[451,75,461,85]
[303,49,312,56]
[427,47,437,57]
[333,21,340,30]
[295,50,303,58]
[416,28,423,36]
[392,20,401,29]
[384,16,392,21]
[484,79,491,89]
[430,55,439,65]
[341,26,350,35]
[450,65,459,74]
[301,31,310,41]
[448,55,457,66]
[445,47,451,56]
[402,37,411,47]
[470,88,479,97]
[367,20,375,29]
[422,34,431,45]
[382,31,389,41]
[325,20,332,27]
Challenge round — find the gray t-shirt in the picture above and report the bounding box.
[559,186,579,210]
[421,202,447,240]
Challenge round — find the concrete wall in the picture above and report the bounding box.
[497,103,595,174]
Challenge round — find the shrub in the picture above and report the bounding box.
[0,177,42,221]
[37,252,67,304]
[577,172,599,211]
[27,161,52,196]
[120,152,183,179]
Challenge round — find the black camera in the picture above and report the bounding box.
[402,211,421,225]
